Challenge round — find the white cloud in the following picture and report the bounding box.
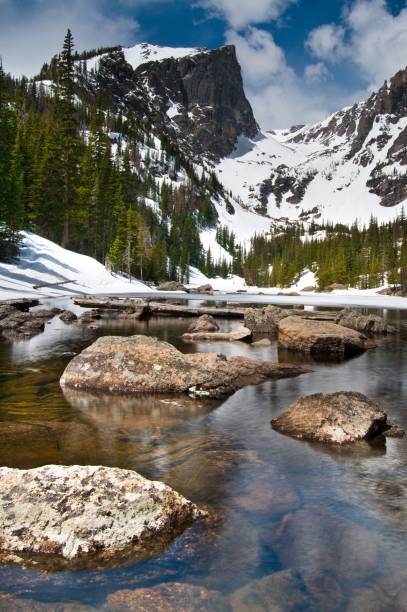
[307,0,407,89]
[226,27,333,128]
[195,0,297,29]
[304,62,332,84]
[0,0,140,77]
[306,24,346,63]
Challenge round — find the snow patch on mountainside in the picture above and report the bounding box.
[85,43,206,73]
[0,232,153,300]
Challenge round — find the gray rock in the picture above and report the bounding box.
[188,315,219,333]
[59,310,78,322]
[157,281,187,291]
[244,306,289,334]
[272,391,401,444]
[0,465,204,567]
[335,308,396,334]
[277,316,375,357]
[230,569,311,612]
[182,327,252,342]
[60,335,309,399]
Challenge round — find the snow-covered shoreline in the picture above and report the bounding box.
[1,232,406,311]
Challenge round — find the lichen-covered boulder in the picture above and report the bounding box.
[60,335,308,399]
[272,391,403,444]
[277,316,375,357]
[0,465,204,567]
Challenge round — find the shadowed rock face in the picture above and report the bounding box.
[277,316,375,358]
[0,465,204,568]
[94,45,258,160]
[60,335,309,399]
[271,391,402,444]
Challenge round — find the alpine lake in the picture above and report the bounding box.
[0,298,407,611]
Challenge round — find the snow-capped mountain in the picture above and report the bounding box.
[215,65,407,229]
[40,41,407,240]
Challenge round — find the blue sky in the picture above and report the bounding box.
[1,0,407,127]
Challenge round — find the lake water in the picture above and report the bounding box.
[0,301,406,610]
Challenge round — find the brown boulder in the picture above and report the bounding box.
[271,391,401,444]
[104,583,229,611]
[60,335,309,399]
[277,316,375,357]
[188,315,219,333]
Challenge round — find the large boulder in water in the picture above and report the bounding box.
[335,308,396,335]
[0,465,204,567]
[244,306,289,334]
[272,391,403,444]
[60,335,309,399]
[277,316,375,357]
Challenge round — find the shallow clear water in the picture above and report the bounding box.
[0,302,407,610]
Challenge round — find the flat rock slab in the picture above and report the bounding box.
[60,335,309,399]
[0,465,204,568]
[182,327,252,342]
[278,316,375,357]
[271,391,402,444]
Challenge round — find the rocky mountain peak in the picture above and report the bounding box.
[86,43,258,160]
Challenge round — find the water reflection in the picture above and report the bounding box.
[0,301,406,609]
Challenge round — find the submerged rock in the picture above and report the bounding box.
[188,315,219,333]
[277,316,375,357]
[335,308,396,335]
[103,583,229,611]
[182,327,252,343]
[230,569,311,612]
[60,335,308,399]
[271,391,402,444]
[0,465,204,567]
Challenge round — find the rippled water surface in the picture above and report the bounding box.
[0,301,407,610]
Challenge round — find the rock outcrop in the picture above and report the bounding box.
[277,316,375,357]
[0,465,204,567]
[59,310,78,322]
[272,391,403,444]
[60,335,308,399]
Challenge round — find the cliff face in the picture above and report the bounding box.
[92,44,258,160]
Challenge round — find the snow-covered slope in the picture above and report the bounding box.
[215,64,407,231]
[86,43,207,73]
[0,233,153,300]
